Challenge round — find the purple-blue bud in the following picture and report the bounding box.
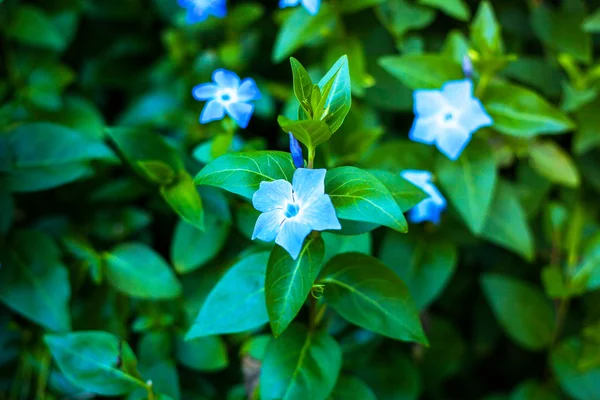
[289,132,304,168]
[462,54,473,79]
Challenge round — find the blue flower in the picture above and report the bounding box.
[409,79,492,160]
[192,69,261,129]
[289,133,304,168]
[401,170,446,225]
[178,0,227,24]
[279,0,321,15]
[252,168,341,259]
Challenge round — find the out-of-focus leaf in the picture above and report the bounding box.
[509,380,560,400]
[529,140,580,188]
[379,55,463,90]
[330,375,377,400]
[419,0,470,21]
[471,1,503,56]
[7,5,67,51]
[376,0,435,38]
[176,335,228,372]
[160,172,205,230]
[551,337,600,400]
[368,169,428,213]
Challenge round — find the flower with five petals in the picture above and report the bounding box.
[192,69,261,129]
[252,168,341,259]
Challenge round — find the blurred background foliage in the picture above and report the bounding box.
[2,0,600,399]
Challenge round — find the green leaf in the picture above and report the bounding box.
[575,99,600,154]
[375,0,435,38]
[7,5,66,51]
[583,8,600,32]
[44,331,144,396]
[171,217,230,274]
[367,170,428,213]
[442,30,470,63]
[137,161,176,185]
[330,375,377,400]
[326,166,408,233]
[0,230,71,332]
[380,232,457,310]
[108,127,184,180]
[104,242,182,299]
[266,235,325,337]
[509,380,560,400]
[437,140,497,234]
[471,1,502,56]
[290,57,313,116]
[160,172,205,230]
[529,140,580,188]
[3,163,94,193]
[186,252,270,339]
[541,266,568,299]
[483,80,574,137]
[419,0,470,21]
[277,116,333,150]
[316,55,352,134]
[319,253,428,344]
[481,274,555,351]
[194,151,295,199]
[336,0,386,13]
[481,182,535,261]
[378,55,463,90]
[322,232,371,263]
[7,123,116,167]
[176,335,228,372]
[551,337,600,400]
[260,323,341,400]
[137,360,180,400]
[272,5,337,63]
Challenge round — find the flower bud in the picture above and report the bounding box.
[289,132,304,168]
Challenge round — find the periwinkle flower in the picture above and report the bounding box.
[252,168,340,259]
[401,170,446,224]
[279,0,321,15]
[192,69,261,129]
[178,0,227,24]
[409,79,492,160]
[289,133,304,168]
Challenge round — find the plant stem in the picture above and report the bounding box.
[146,380,155,400]
[307,147,315,169]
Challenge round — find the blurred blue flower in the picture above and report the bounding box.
[279,0,321,15]
[409,79,492,160]
[252,168,340,259]
[192,69,261,128]
[289,133,304,168]
[401,170,446,224]
[178,0,227,24]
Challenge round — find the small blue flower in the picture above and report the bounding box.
[192,69,261,129]
[178,0,227,24]
[401,170,446,225]
[409,79,492,160]
[279,0,321,15]
[289,133,304,168]
[252,168,341,259]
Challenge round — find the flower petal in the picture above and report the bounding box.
[275,219,312,260]
[301,0,321,15]
[185,9,208,23]
[409,117,438,144]
[200,100,225,124]
[401,170,432,189]
[252,180,294,213]
[213,69,241,90]
[206,0,227,18]
[252,210,286,243]
[178,0,194,8]
[292,168,326,207]
[413,89,447,118]
[192,83,218,100]
[225,102,254,128]
[441,79,474,109]
[237,78,261,102]
[435,126,472,160]
[280,0,301,8]
[300,194,341,231]
[409,199,445,224]
[460,99,493,133]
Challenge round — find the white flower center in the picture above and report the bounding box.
[438,106,460,126]
[216,88,238,105]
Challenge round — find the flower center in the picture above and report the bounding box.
[444,112,453,121]
[284,203,299,218]
[221,93,231,101]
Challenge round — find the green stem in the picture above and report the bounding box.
[146,380,155,400]
[307,147,315,169]
[475,72,492,98]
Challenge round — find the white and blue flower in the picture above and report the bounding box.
[410,79,492,160]
[178,0,227,24]
[192,69,261,129]
[279,0,321,15]
[401,170,446,225]
[252,168,340,259]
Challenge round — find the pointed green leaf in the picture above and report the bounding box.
[160,172,204,230]
[551,338,600,400]
[529,140,580,188]
[194,151,295,199]
[319,253,428,344]
[260,324,341,400]
[437,140,497,234]
[481,274,554,351]
[266,235,325,337]
[104,242,182,299]
[325,167,408,233]
[277,116,333,150]
[419,0,470,21]
[290,57,313,116]
[316,55,352,134]
[186,252,270,339]
[7,5,66,51]
[379,54,463,90]
[471,1,502,55]
[376,0,435,38]
[44,331,144,396]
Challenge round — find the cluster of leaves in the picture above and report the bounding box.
[2,0,600,399]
